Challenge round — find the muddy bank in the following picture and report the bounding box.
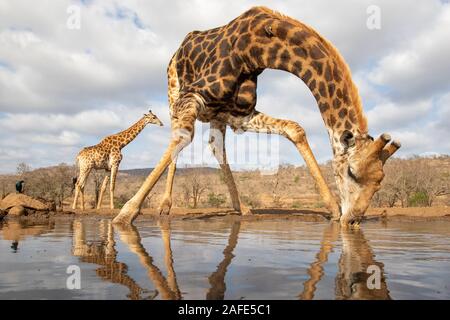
[16,205,445,224]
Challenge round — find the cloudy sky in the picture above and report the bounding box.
[0,0,449,173]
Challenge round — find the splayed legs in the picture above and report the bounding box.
[209,121,251,215]
[113,94,200,225]
[241,111,341,220]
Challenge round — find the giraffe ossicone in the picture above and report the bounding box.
[113,6,401,226]
[72,110,163,211]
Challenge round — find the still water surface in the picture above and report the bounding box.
[0,217,449,299]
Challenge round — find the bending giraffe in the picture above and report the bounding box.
[72,110,163,210]
[113,6,401,226]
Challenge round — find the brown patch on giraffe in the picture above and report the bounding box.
[249,46,264,65]
[328,114,337,127]
[328,83,336,98]
[220,58,234,77]
[293,47,307,59]
[338,108,348,119]
[291,61,302,75]
[289,30,311,46]
[237,34,251,51]
[324,63,332,81]
[268,43,282,60]
[194,52,206,69]
[276,20,295,40]
[345,120,352,130]
[190,45,201,61]
[310,61,323,75]
[302,70,312,83]
[319,102,330,113]
[310,45,325,59]
[349,109,357,123]
[309,79,316,91]
[210,82,221,96]
[318,81,327,97]
[333,64,342,82]
[333,98,342,109]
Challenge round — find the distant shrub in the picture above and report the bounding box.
[241,194,261,208]
[207,192,226,208]
[292,201,302,209]
[314,201,325,208]
[408,191,429,207]
[114,194,129,209]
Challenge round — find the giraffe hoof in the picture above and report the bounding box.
[340,216,362,228]
[240,205,252,216]
[158,199,172,215]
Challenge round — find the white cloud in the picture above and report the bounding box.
[0,0,449,173]
[369,5,450,100]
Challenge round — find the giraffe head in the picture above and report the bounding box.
[334,131,401,224]
[143,110,163,126]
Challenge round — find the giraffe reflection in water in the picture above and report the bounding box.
[71,219,389,300]
[300,223,390,300]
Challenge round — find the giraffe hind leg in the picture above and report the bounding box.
[209,121,251,215]
[72,167,91,210]
[242,111,341,220]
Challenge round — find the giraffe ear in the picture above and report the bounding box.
[340,130,356,150]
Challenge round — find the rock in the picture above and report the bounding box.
[0,193,52,212]
[8,205,26,216]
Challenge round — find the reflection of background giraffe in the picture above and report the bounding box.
[71,219,154,300]
[72,111,163,211]
[114,6,400,226]
[299,223,391,300]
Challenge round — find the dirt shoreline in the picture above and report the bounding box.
[3,206,447,223]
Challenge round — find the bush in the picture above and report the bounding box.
[292,201,302,209]
[408,191,429,207]
[114,194,129,209]
[207,192,226,208]
[241,194,261,208]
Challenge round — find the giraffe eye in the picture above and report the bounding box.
[348,166,359,182]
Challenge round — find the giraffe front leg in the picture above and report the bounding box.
[109,165,118,210]
[209,121,251,215]
[113,94,200,225]
[97,174,110,209]
[158,161,176,215]
[242,111,341,220]
[72,186,80,210]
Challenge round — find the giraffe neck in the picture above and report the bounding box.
[246,8,368,156]
[114,117,148,149]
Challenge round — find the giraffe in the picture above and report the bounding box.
[113,6,401,226]
[72,110,163,210]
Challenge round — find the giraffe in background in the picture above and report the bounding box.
[113,6,401,226]
[72,110,163,210]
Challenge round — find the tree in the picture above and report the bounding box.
[16,162,31,176]
[181,172,209,208]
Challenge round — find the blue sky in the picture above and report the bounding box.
[0,0,449,173]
